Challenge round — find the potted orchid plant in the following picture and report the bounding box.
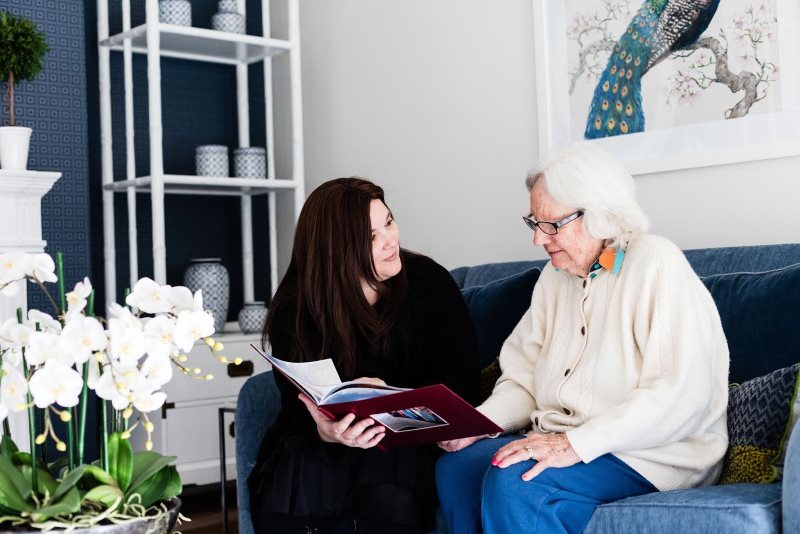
[0,251,227,532]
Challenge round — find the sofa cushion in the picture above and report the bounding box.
[461,267,540,370]
[721,364,800,484]
[585,483,781,534]
[700,263,800,383]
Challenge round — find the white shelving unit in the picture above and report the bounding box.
[97,0,305,309]
[96,0,302,486]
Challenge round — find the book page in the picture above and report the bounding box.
[259,351,342,404]
[323,385,405,404]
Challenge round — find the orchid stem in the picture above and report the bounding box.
[101,400,109,472]
[19,308,38,493]
[77,362,89,465]
[56,252,66,316]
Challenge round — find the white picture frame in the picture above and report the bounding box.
[533,0,800,175]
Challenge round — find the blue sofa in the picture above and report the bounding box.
[236,243,800,533]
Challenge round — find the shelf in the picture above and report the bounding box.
[99,23,292,65]
[103,175,301,196]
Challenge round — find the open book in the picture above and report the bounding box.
[253,345,502,447]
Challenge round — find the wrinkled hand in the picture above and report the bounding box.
[437,434,488,452]
[492,433,580,481]
[298,393,385,448]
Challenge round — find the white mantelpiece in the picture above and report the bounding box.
[0,169,61,449]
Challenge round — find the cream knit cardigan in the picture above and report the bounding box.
[478,234,729,491]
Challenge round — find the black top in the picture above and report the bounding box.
[248,252,480,530]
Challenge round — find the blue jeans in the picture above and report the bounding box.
[436,436,656,534]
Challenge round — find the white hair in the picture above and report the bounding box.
[525,143,649,248]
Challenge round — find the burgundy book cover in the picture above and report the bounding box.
[317,384,503,448]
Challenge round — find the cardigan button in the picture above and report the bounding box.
[580,326,585,336]
[564,369,570,376]
[583,280,587,288]
[563,407,571,415]
[534,417,539,426]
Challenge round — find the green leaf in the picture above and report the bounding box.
[0,436,18,457]
[81,465,117,488]
[128,468,169,508]
[0,483,30,512]
[127,451,176,496]
[0,453,30,501]
[161,466,182,501]
[51,465,87,502]
[83,484,124,510]
[107,432,133,492]
[21,465,58,496]
[30,486,80,523]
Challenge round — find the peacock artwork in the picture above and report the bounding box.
[565,0,780,141]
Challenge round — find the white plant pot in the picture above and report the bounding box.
[0,126,33,170]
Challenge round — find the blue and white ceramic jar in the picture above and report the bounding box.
[196,145,229,177]
[183,258,230,333]
[212,0,245,34]
[233,147,266,179]
[159,0,192,26]
[238,301,268,334]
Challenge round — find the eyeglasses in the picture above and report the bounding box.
[522,210,584,235]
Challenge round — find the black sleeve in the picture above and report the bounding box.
[267,313,350,457]
[408,257,481,405]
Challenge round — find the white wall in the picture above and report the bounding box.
[282,0,800,272]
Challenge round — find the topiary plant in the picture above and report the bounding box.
[0,12,48,127]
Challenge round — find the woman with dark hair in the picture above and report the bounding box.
[248,177,480,534]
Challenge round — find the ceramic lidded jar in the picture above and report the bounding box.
[183,258,230,333]
[195,145,229,177]
[233,147,266,179]
[158,0,192,26]
[212,0,246,34]
[238,301,268,334]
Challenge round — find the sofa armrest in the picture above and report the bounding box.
[783,419,800,533]
[235,371,282,534]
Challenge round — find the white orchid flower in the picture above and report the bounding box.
[108,323,146,367]
[170,287,203,314]
[0,318,32,365]
[142,316,177,360]
[133,391,167,413]
[0,252,29,286]
[126,278,173,314]
[0,366,29,412]
[66,277,93,319]
[27,310,62,334]
[107,303,142,329]
[173,310,214,352]
[59,316,108,365]
[140,353,173,388]
[0,280,21,297]
[25,331,64,366]
[29,253,58,283]
[92,370,125,409]
[28,360,84,409]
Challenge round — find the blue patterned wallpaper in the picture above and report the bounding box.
[1,0,91,314]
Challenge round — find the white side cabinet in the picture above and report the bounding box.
[0,170,61,452]
[96,0,302,485]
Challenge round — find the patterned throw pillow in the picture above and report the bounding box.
[720,363,800,484]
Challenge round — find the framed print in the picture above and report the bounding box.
[533,0,800,175]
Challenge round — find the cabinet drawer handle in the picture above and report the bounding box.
[228,360,254,377]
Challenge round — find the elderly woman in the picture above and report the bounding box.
[435,144,729,534]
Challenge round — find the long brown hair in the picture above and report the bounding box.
[262,177,409,378]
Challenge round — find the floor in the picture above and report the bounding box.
[178,482,239,534]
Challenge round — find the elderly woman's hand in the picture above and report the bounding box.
[492,433,581,481]
[437,434,488,452]
[298,393,386,448]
